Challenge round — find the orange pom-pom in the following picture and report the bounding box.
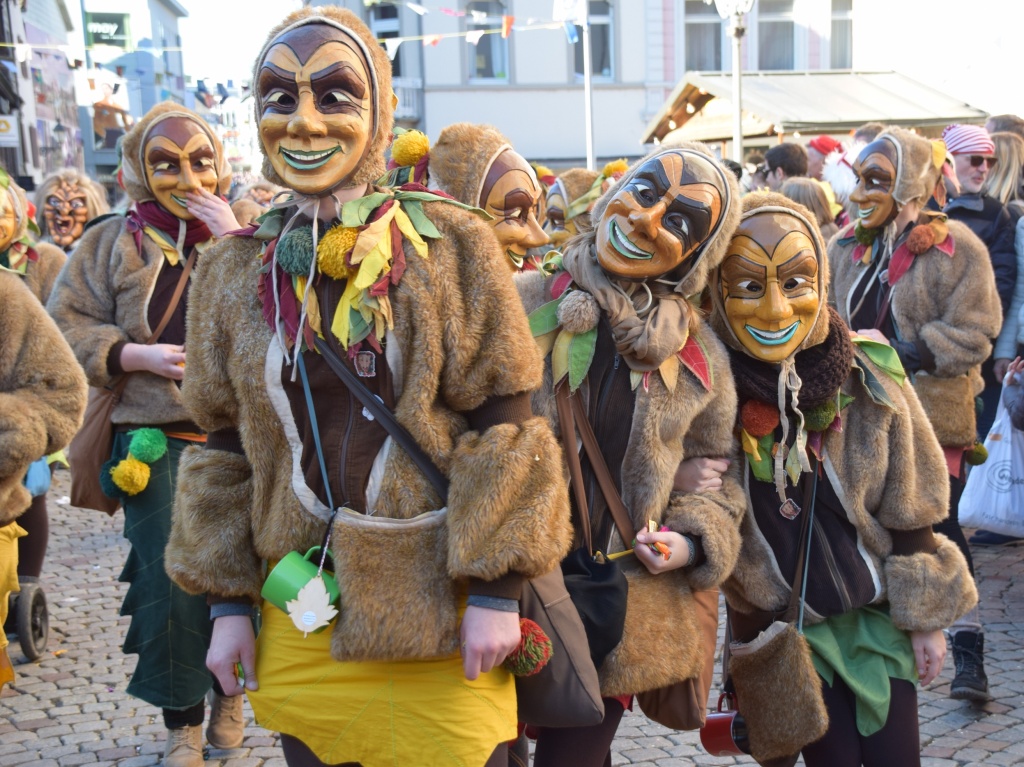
[906,224,935,255]
[741,399,781,438]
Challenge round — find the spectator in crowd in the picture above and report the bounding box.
[853,121,886,144]
[806,135,842,180]
[984,131,1024,209]
[763,143,808,191]
[942,124,1019,444]
[986,114,1024,141]
[780,176,839,241]
[744,150,766,193]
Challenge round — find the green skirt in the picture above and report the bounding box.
[803,604,917,737]
[115,433,213,710]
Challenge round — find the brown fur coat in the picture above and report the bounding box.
[46,215,203,426]
[165,200,572,660]
[22,243,66,305]
[829,219,1001,446]
[0,273,86,523]
[723,347,977,633]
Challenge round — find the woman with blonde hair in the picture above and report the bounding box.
[780,176,839,241]
[982,131,1024,208]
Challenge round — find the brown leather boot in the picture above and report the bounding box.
[163,724,203,767]
[206,691,245,749]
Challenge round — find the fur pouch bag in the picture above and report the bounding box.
[912,372,977,447]
[329,508,459,662]
[729,621,828,763]
[598,559,703,697]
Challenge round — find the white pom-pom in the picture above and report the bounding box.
[557,290,600,334]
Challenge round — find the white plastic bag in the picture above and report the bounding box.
[959,392,1024,536]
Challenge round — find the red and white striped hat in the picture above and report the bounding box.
[941,124,995,156]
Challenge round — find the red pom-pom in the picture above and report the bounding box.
[502,618,553,677]
[906,224,935,255]
[741,399,781,438]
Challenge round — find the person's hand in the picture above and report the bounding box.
[1004,356,1024,385]
[634,529,691,574]
[995,358,1013,382]
[207,614,258,695]
[673,457,730,493]
[459,605,520,681]
[853,328,890,345]
[186,188,242,237]
[119,342,185,380]
[910,629,946,687]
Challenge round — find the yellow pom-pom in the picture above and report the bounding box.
[533,164,555,179]
[392,130,430,168]
[602,159,629,178]
[317,225,360,279]
[111,456,150,496]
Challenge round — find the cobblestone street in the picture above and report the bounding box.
[2,470,1023,766]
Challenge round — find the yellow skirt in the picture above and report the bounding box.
[0,521,27,689]
[248,599,517,767]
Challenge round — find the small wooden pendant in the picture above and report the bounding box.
[779,498,801,520]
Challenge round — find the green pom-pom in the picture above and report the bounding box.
[99,458,126,499]
[275,223,324,276]
[128,428,167,464]
[854,222,878,246]
[965,441,989,466]
[804,400,838,432]
[502,618,553,677]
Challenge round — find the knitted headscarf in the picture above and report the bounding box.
[118,101,231,204]
[252,7,394,191]
[710,192,848,501]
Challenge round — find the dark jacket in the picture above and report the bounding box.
[944,193,1018,316]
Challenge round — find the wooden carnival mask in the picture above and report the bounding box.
[595,150,726,281]
[719,210,821,363]
[544,178,574,244]
[143,117,220,219]
[0,187,18,253]
[479,148,549,269]
[850,137,899,230]
[258,22,375,195]
[43,179,90,248]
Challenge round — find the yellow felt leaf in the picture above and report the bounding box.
[393,205,428,260]
[659,354,679,393]
[351,205,397,266]
[144,226,180,266]
[785,442,803,485]
[331,279,362,348]
[552,329,573,384]
[354,238,391,291]
[740,429,761,461]
[535,328,559,358]
[307,286,323,337]
[285,577,339,637]
[295,275,306,301]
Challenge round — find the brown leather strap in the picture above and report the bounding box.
[782,457,819,625]
[555,381,593,554]
[146,248,197,344]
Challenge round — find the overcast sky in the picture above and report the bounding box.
[178,0,302,86]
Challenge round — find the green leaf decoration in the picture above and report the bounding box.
[254,207,285,240]
[749,433,775,483]
[568,327,598,392]
[851,338,906,386]
[838,393,855,411]
[528,296,565,337]
[27,218,40,237]
[552,329,573,384]
[394,190,494,221]
[342,192,392,227]
[401,200,441,239]
[348,307,371,345]
[853,358,897,410]
[0,166,10,189]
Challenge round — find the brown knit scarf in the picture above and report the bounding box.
[730,307,854,411]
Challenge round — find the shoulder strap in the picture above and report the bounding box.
[554,381,594,554]
[555,382,636,551]
[311,335,449,504]
[783,457,819,630]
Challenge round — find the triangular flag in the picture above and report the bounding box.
[563,21,579,44]
[384,38,402,60]
[423,34,443,47]
[406,2,428,15]
[501,15,514,38]
[466,30,485,45]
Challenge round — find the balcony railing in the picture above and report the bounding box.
[393,77,422,125]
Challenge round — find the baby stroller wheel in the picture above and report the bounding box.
[16,579,48,661]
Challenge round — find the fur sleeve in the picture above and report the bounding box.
[886,533,977,632]
[666,330,744,589]
[165,238,262,598]
[0,275,86,524]
[873,361,950,530]
[26,243,66,305]
[46,218,129,387]
[916,223,1002,377]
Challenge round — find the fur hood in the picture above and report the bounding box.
[251,7,393,189]
[119,102,231,204]
[877,126,942,210]
[430,122,520,206]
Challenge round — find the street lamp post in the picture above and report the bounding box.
[710,0,754,163]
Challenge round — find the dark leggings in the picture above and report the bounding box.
[801,676,920,767]
[162,679,225,729]
[933,471,974,577]
[532,697,626,767]
[16,495,48,579]
[279,734,509,767]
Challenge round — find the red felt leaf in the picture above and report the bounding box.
[678,335,712,391]
[551,271,573,299]
[936,233,955,256]
[887,243,916,287]
[852,243,866,264]
[389,219,405,286]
